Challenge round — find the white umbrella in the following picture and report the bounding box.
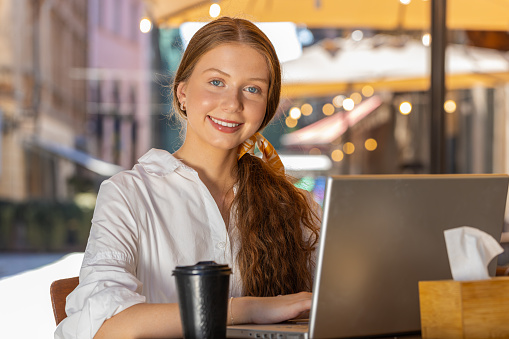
[281,36,509,97]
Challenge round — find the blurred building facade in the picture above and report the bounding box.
[0,0,87,201]
[0,0,152,202]
[85,0,151,169]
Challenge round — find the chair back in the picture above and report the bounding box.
[50,276,79,325]
[497,266,509,276]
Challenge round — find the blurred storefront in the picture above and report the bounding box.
[0,0,156,252]
[0,0,153,202]
[0,0,88,201]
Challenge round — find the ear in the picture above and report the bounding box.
[177,82,187,103]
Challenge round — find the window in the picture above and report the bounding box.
[113,0,123,36]
[130,1,139,41]
[97,0,105,28]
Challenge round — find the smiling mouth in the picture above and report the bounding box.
[209,116,241,128]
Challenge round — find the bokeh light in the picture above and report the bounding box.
[331,149,344,162]
[343,98,355,111]
[351,30,364,41]
[285,116,298,128]
[444,100,457,113]
[298,28,314,46]
[333,95,345,108]
[209,3,221,18]
[322,103,335,116]
[343,142,355,154]
[301,103,313,116]
[422,33,431,47]
[309,148,322,155]
[365,138,378,151]
[399,101,412,115]
[139,18,152,33]
[362,85,374,97]
[289,107,302,119]
[350,92,362,104]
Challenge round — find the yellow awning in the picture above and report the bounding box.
[144,0,509,31]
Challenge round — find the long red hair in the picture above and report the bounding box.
[172,17,320,296]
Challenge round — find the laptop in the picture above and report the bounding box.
[227,174,509,339]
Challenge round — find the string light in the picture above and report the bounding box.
[289,107,302,119]
[285,116,298,128]
[350,92,362,104]
[301,103,313,116]
[343,142,355,155]
[322,103,335,116]
[209,3,221,18]
[399,101,412,115]
[331,149,344,162]
[343,98,355,111]
[332,95,345,108]
[351,30,364,42]
[422,33,431,47]
[139,18,152,33]
[365,138,378,151]
[444,100,457,113]
[362,85,374,97]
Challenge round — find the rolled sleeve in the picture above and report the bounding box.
[55,180,147,339]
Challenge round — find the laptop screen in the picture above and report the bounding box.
[310,174,508,338]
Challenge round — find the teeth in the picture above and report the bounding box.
[210,117,239,127]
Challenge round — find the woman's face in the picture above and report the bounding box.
[177,43,270,153]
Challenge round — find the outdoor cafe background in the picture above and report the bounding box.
[147,0,509,209]
[0,0,509,265]
[1,1,509,338]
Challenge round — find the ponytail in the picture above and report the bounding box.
[233,154,320,297]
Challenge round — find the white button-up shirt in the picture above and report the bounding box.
[55,148,243,339]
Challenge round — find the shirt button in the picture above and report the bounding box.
[217,242,226,249]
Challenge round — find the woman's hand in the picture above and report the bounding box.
[232,292,312,325]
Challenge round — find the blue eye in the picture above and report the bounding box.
[210,79,223,86]
[246,87,259,94]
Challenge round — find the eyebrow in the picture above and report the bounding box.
[203,68,269,84]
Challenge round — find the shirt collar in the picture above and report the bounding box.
[138,148,194,176]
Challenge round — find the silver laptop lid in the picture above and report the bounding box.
[310,174,509,339]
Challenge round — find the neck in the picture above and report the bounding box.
[173,138,238,227]
[176,142,238,228]
[175,143,237,187]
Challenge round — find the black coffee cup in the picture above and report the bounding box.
[173,261,232,339]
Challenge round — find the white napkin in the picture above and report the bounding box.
[444,226,504,281]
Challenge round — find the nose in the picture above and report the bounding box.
[221,88,243,113]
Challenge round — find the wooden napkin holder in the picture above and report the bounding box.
[419,277,509,338]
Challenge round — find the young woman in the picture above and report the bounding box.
[55,17,320,339]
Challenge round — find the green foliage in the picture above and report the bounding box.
[0,200,94,252]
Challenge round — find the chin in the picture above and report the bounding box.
[209,140,241,152]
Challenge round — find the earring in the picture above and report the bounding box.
[180,102,185,111]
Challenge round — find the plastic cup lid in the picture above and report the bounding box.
[172,261,232,275]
